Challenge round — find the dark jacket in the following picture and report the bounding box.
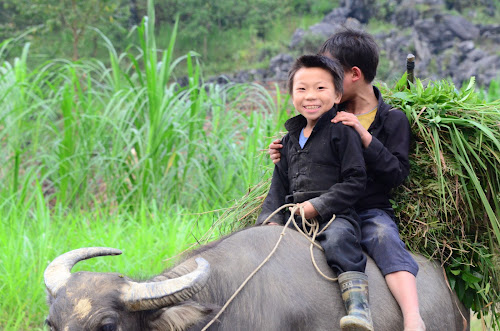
[350,86,411,212]
[256,107,367,225]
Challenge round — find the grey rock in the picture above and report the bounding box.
[413,17,457,54]
[340,0,375,23]
[309,22,340,39]
[207,1,500,89]
[457,40,475,55]
[289,18,362,51]
[443,15,480,40]
[268,54,295,81]
[394,5,420,28]
[289,28,306,50]
[322,7,350,25]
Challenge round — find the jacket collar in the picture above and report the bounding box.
[371,86,392,128]
[373,86,391,113]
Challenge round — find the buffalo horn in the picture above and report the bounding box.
[121,257,210,311]
[44,247,122,297]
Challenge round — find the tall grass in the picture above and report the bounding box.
[0,16,288,213]
[0,3,289,329]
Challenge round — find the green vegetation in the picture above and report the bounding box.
[385,75,500,320]
[0,15,287,212]
[2,0,500,80]
[480,77,500,102]
[0,0,335,76]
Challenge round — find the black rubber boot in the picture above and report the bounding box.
[338,271,374,331]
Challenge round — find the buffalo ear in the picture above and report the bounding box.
[147,301,215,330]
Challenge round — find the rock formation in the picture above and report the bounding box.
[205,0,500,88]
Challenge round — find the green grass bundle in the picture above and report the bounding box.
[383,75,500,323]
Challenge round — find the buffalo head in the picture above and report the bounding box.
[44,247,212,331]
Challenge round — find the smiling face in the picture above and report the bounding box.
[291,66,342,129]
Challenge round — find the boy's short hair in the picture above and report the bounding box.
[318,29,379,83]
[287,55,344,96]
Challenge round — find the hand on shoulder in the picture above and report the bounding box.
[332,111,372,148]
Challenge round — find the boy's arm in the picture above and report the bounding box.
[363,109,410,188]
[256,139,290,225]
[308,126,367,221]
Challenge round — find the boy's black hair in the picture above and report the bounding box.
[287,55,344,96]
[318,28,379,83]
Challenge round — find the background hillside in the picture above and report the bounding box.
[2,0,500,88]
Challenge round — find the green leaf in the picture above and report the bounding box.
[448,276,456,290]
[461,271,482,284]
[391,91,414,102]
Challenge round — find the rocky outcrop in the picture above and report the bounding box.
[288,1,500,87]
[201,1,500,88]
[378,11,499,86]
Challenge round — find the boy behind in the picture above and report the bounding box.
[256,55,373,331]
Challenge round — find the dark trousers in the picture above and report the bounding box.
[359,208,418,276]
[315,216,367,274]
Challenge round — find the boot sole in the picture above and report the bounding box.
[340,317,374,331]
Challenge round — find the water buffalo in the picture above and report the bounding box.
[44,226,469,330]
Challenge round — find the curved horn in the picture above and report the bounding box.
[122,257,210,311]
[44,247,122,297]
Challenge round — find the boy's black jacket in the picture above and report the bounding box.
[256,107,367,225]
[352,87,411,213]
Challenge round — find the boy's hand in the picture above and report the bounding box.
[332,111,372,148]
[268,139,283,164]
[291,201,319,219]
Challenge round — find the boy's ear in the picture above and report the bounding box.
[350,66,363,82]
[334,92,342,104]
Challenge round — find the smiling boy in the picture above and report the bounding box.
[256,55,373,331]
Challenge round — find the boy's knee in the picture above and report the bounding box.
[320,226,360,252]
[363,221,389,242]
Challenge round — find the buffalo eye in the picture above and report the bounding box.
[100,322,117,331]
